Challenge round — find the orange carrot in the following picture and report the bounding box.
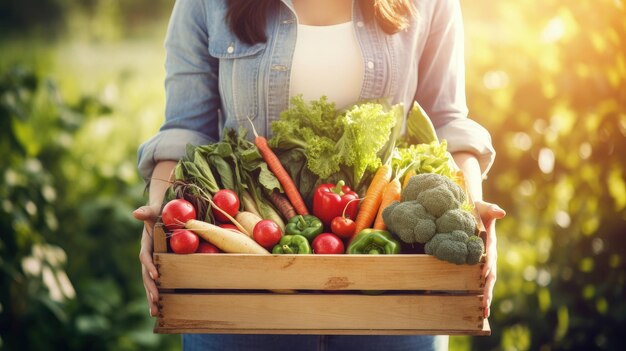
[353,164,392,236]
[402,169,416,189]
[248,121,309,216]
[373,177,402,230]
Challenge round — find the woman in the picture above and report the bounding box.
[134,0,505,349]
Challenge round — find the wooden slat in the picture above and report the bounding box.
[154,253,484,291]
[155,293,485,334]
[153,224,167,254]
[154,326,490,336]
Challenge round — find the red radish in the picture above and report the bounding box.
[197,240,221,253]
[170,229,199,254]
[253,219,282,249]
[312,233,344,254]
[161,199,196,230]
[212,189,240,223]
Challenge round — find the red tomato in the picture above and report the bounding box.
[169,229,199,254]
[253,220,282,249]
[330,216,356,239]
[196,240,221,254]
[161,199,196,230]
[212,189,240,223]
[312,233,345,254]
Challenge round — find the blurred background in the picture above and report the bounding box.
[1,0,624,350]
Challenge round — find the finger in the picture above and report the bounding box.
[143,284,159,317]
[482,237,497,277]
[143,268,160,303]
[132,205,159,221]
[132,206,150,220]
[489,204,506,219]
[140,252,159,280]
[139,244,159,280]
[142,264,160,316]
[484,271,497,318]
[482,241,497,317]
[475,201,506,222]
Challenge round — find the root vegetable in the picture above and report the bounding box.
[185,219,269,254]
[235,211,263,237]
[170,229,200,254]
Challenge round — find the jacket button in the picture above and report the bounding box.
[356,21,364,28]
[367,61,374,70]
[227,45,234,54]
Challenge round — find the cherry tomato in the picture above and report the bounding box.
[312,233,345,254]
[169,229,199,254]
[161,199,196,230]
[212,189,240,223]
[196,240,221,253]
[330,216,356,239]
[253,219,282,249]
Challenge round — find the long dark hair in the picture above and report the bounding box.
[227,0,416,44]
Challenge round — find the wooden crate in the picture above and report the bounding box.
[152,225,490,335]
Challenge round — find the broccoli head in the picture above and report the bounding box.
[382,201,437,244]
[466,236,485,265]
[402,173,466,203]
[436,209,477,236]
[424,230,484,265]
[415,185,461,217]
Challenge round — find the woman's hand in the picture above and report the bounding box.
[474,200,506,318]
[133,204,162,317]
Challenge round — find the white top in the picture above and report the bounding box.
[290,21,364,110]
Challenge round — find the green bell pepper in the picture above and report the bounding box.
[348,229,400,295]
[285,215,324,242]
[272,235,312,254]
[347,229,401,255]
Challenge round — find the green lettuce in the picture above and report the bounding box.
[269,96,402,189]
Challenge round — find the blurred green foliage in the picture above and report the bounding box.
[0,65,177,350]
[0,0,172,39]
[460,0,626,350]
[0,0,625,350]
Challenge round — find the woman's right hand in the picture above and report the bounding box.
[133,204,161,317]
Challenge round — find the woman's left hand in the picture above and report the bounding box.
[474,200,506,318]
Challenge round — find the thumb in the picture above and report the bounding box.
[475,201,506,220]
[133,205,159,220]
[489,204,506,219]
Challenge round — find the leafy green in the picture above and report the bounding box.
[405,101,438,145]
[168,128,283,222]
[392,140,455,180]
[334,102,400,184]
[270,96,402,189]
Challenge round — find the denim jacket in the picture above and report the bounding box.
[137,0,495,180]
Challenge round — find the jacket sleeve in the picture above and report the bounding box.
[414,0,495,177]
[137,0,220,181]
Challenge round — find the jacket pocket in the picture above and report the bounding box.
[208,36,266,122]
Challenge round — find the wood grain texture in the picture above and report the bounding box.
[153,224,168,254]
[154,326,491,336]
[155,293,488,335]
[154,253,484,291]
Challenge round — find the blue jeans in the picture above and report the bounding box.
[182,334,448,351]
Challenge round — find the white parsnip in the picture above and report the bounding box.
[241,190,262,217]
[235,211,263,237]
[185,220,269,254]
